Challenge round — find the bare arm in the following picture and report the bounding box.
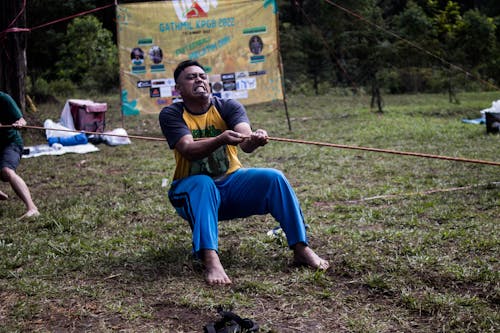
[174,130,246,161]
[234,122,268,153]
[11,117,26,128]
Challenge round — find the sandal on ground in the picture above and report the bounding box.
[203,308,259,333]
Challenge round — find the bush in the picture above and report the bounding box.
[27,77,58,103]
[378,67,470,94]
[55,15,119,93]
[48,79,77,97]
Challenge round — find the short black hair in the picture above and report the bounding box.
[174,60,205,83]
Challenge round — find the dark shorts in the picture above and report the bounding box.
[0,143,22,171]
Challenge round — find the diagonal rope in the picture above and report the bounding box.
[6,0,27,29]
[323,0,500,91]
[29,3,115,32]
[2,0,498,93]
[2,125,499,167]
[294,1,358,89]
[0,2,115,37]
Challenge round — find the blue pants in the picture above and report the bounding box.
[168,168,308,254]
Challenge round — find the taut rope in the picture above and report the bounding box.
[3,125,499,167]
[267,136,500,167]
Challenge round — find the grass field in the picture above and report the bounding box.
[1,91,499,332]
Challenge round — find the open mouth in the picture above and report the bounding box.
[194,85,207,93]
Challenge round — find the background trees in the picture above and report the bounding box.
[279,0,499,97]
[4,0,499,101]
[55,16,119,93]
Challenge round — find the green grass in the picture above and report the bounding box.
[1,91,499,332]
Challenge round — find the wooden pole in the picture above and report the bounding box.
[275,8,292,131]
[0,0,27,111]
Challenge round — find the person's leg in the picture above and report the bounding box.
[200,249,231,285]
[1,167,39,219]
[169,175,220,252]
[218,168,329,270]
[0,144,38,219]
[168,175,231,284]
[218,168,307,244]
[0,147,10,200]
[0,190,7,200]
[291,242,330,270]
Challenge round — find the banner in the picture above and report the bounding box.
[116,0,282,115]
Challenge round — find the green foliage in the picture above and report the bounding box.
[379,67,450,93]
[55,15,119,92]
[434,1,464,38]
[48,79,77,97]
[393,1,438,70]
[395,1,436,40]
[458,10,497,68]
[278,0,499,95]
[26,76,74,102]
[26,0,97,80]
[21,0,500,98]
[280,23,328,94]
[27,77,51,99]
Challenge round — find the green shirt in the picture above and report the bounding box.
[0,91,23,147]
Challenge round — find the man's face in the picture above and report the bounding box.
[176,65,210,101]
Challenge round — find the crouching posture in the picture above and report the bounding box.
[159,60,329,285]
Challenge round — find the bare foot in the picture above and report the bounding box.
[201,249,232,285]
[0,190,7,200]
[292,243,330,270]
[18,209,40,220]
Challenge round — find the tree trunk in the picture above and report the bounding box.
[370,77,383,113]
[0,0,27,111]
[447,66,459,104]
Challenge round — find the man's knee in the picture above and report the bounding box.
[261,168,287,184]
[193,175,218,189]
[269,168,285,179]
[0,167,13,182]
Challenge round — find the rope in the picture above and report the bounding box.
[2,125,499,167]
[6,0,27,29]
[320,181,500,205]
[268,136,500,166]
[1,125,165,142]
[2,0,498,93]
[0,2,115,37]
[294,1,357,89]
[0,0,28,44]
[30,3,115,32]
[323,0,500,91]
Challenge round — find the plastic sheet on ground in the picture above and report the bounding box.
[22,143,99,158]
